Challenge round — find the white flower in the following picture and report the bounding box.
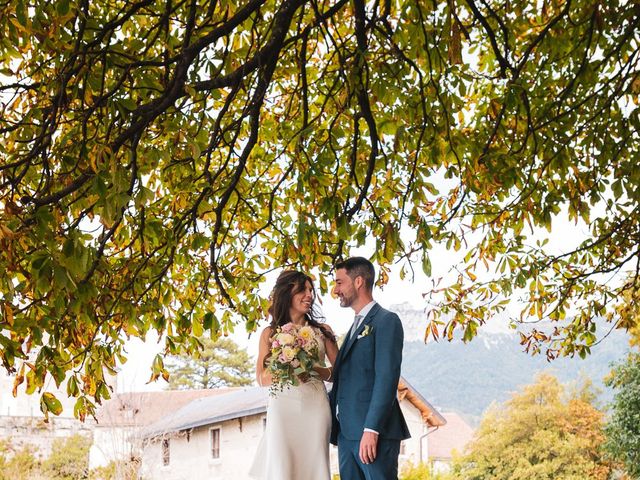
[357,324,372,339]
[281,346,299,362]
[276,333,295,346]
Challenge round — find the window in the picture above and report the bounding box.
[211,428,220,459]
[262,417,267,431]
[161,439,170,466]
[399,441,406,456]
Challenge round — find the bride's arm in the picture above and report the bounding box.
[313,325,339,382]
[324,325,339,366]
[256,327,273,387]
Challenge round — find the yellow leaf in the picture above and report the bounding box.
[9,17,27,32]
[3,303,14,326]
[12,365,25,397]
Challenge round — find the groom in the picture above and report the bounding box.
[329,257,410,480]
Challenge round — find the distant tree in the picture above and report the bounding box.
[165,337,253,390]
[41,434,91,480]
[617,286,640,348]
[0,440,39,480]
[450,373,612,480]
[89,459,139,480]
[0,435,94,480]
[400,461,448,480]
[88,462,116,480]
[630,323,640,349]
[604,352,640,479]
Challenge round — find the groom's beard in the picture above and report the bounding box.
[339,290,356,308]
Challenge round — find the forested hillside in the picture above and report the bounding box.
[397,304,629,423]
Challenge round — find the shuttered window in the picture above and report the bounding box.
[211,428,220,459]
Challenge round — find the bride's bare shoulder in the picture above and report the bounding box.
[260,326,274,340]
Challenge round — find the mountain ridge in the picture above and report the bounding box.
[392,303,630,425]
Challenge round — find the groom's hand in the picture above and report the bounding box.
[359,431,378,464]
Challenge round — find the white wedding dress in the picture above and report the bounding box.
[249,327,331,480]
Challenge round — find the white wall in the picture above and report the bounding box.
[399,399,432,467]
[140,400,432,479]
[140,413,265,480]
[89,425,141,470]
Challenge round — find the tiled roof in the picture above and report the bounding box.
[140,386,268,438]
[427,412,474,459]
[140,376,445,438]
[95,389,238,427]
[398,378,447,427]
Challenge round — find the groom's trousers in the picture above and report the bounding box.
[337,433,400,480]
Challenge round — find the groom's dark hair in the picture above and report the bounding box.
[336,257,375,292]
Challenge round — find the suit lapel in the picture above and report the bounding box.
[338,303,381,362]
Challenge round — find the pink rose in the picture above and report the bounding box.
[281,323,295,333]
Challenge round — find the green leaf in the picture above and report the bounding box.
[41,392,63,416]
[15,1,27,26]
[57,0,70,15]
[67,375,80,397]
[421,254,432,277]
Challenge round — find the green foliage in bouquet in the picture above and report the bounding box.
[267,323,320,394]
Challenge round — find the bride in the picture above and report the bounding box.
[249,270,338,480]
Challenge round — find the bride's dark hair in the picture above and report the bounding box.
[268,270,336,342]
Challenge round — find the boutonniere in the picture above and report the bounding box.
[357,324,372,339]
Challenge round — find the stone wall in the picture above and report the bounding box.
[0,415,94,458]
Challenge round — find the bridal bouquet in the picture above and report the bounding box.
[267,323,320,394]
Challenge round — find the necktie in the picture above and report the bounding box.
[348,314,363,340]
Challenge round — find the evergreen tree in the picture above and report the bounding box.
[165,337,253,389]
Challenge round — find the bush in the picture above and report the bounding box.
[41,434,92,480]
[0,440,41,480]
[89,461,116,480]
[400,461,450,480]
[331,462,449,480]
[89,458,141,480]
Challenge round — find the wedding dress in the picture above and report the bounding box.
[249,327,331,480]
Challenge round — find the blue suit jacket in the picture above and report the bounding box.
[329,303,410,445]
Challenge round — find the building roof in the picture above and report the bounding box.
[140,386,267,438]
[140,376,445,439]
[398,377,447,427]
[427,412,474,460]
[95,389,238,427]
